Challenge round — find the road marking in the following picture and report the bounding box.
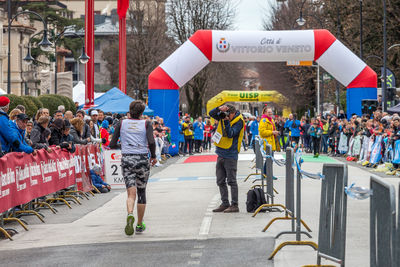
[198,194,219,239]
[191,252,203,258]
[199,217,212,236]
[194,245,205,249]
[188,261,200,265]
[157,178,179,182]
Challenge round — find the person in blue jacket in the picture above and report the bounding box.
[178,119,185,155]
[10,113,34,154]
[0,96,20,153]
[90,164,111,193]
[193,116,204,153]
[285,113,301,147]
[249,116,260,152]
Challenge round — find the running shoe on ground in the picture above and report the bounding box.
[136,222,146,233]
[125,214,135,236]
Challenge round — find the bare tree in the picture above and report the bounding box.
[167,0,238,117]
[102,0,175,99]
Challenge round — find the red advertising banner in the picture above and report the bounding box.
[0,148,76,214]
[0,144,102,214]
[74,144,102,192]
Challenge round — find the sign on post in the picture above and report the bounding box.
[103,150,125,189]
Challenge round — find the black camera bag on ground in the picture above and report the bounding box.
[246,187,267,213]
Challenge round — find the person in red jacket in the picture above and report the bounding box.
[100,120,110,147]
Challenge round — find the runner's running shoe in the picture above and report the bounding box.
[125,214,135,235]
[136,222,146,233]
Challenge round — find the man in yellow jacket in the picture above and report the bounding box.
[209,104,244,213]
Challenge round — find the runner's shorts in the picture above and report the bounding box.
[121,154,150,189]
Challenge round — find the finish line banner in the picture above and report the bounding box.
[0,148,76,214]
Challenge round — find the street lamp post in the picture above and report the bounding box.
[382,0,388,112]
[7,1,52,94]
[334,0,341,114]
[53,30,89,94]
[24,30,89,95]
[359,0,363,59]
[296,10,324,115]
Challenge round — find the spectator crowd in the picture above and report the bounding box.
[249,106,400,176]
[0,96,174,191]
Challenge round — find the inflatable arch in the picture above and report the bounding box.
[148,30,377,155]
[206,90,291,119]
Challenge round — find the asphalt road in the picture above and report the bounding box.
[0,237,274,267]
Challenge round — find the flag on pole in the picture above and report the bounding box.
[117,0,129,18]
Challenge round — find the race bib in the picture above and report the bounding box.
[212,132,222,144]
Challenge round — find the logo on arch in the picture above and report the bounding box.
[216,38,230,53]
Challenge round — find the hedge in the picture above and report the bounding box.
[57,95,76,114]
[23,95,43,110]
[3,94,76,118]
[4,94,28,113]
[38,95,64,116]
[20,96,37,118]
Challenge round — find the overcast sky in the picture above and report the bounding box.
[234,0,275,31]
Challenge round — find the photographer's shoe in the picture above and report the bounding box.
[212,205,229,212]
[224,205,239,213]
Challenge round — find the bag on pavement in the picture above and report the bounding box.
[246,187,267,213]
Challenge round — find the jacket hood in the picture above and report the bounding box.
[0,109,9,118]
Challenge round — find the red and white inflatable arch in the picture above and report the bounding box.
[148,30,377,155]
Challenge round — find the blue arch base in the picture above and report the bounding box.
[148,89,180,156]
[346,87,377,118]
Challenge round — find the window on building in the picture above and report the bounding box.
[95,63,101,73]
[95,41,101,51]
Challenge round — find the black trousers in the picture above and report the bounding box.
[204,136,212,150]
[216,157,238,206]
[312,137,321,155]
[184,137,193,154]
[194,139,202,152]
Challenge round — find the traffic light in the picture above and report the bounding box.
[361,99,378,116]
[386,88,397,101]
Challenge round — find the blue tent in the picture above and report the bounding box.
[80,87,154,115]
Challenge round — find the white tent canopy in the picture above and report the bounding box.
[0,88,6,95]
[73,81,104,106]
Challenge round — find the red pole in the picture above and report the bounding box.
[119,17,127,94]
[84,0,95,108]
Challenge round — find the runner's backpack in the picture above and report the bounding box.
[246,187,267,213]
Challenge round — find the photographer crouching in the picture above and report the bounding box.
[209,104,244,213]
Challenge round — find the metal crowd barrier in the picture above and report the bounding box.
[244,136,265,182]
[304,163,348,267]
[370,176,396,267]
[268,155,318,260]
[253,147,311,238]
[255,147,311,234]
[251,143,281,214]
[397,183,400,267]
